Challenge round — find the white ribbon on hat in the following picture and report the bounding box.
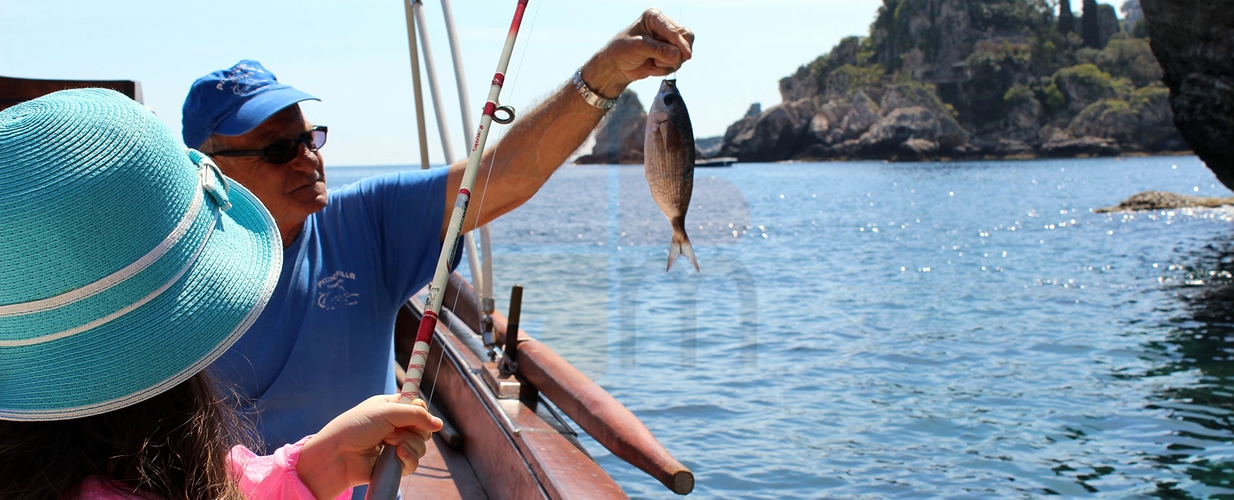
[191,149,232,211]
[0,151,228,346]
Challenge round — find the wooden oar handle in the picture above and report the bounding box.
[510,333,694,495]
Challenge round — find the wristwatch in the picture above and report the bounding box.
[573,68,619,111]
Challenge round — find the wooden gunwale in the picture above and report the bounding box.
[401,291,627,499]
[440,273,694,495]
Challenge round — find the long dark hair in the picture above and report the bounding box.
[0,372,252,499]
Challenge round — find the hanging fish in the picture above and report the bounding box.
[644,79,699,272]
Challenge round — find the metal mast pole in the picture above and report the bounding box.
[440,0,497,353]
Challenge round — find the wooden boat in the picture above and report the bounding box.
[4,70,693,500]
[397,273,692,499]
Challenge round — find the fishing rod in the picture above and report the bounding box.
[366,1,529,497]
[411,0,499,358]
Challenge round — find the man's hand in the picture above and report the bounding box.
[581,8,696,99]
[298,396,444,499]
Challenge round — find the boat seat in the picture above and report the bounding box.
[0,75,143,112]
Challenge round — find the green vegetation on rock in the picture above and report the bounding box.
[1053,63,1133,110]
[1075,34,1163,87]
[722,0,1185,162]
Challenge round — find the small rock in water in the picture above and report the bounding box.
[1095,190,1234,212]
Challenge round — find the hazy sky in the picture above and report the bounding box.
[3,0,885,166]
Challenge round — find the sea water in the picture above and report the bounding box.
[329,157,1234,499]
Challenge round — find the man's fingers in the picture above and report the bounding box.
[639,8,693,61]
[626,36,684,72]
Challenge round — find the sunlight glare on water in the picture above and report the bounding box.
[329,156,1234,499]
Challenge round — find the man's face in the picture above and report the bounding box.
[207,105,328,234]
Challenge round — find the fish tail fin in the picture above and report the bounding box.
[667,230,700,272]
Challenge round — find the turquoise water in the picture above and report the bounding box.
[329,157,1234,499]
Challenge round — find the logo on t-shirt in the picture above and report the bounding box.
[316,271,359,310]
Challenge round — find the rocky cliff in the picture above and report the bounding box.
[718,0,1188,163]
[1140,0,1234,190]
[574,90,647,165]
[575,90,731,164]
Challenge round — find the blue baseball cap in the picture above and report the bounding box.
[181,59,319,148]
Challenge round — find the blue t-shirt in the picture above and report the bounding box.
[211,167,455,451]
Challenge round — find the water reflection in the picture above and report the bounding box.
[324,160,1234,498]
[616,255,758,369]
[1146,235,1234,498]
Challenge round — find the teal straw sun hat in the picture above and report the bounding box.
[0,88,282,421]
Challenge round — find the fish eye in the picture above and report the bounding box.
[663,94,678,106]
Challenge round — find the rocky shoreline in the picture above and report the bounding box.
[712,0,1190,164]
[577,79,1188,166]
[577,0,1199,167]
[712,81,1182,163]
[575,0,1234,196]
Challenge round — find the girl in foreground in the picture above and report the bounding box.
[0,88,441,499]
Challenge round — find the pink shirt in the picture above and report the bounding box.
[75,436,351,499]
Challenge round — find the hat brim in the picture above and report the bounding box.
[0,181,281,421]
[215,86,320,137]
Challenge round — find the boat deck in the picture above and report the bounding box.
[401,435,487,499]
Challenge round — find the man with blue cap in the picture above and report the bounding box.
[181,7,694,473]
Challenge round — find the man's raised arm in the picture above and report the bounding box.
[440,8,695,240]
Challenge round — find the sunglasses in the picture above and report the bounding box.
[208,126,328,165]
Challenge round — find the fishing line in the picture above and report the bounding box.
[670,0,686,79]
[373,2,535,494]
[425,0,542,407]
[470,0,540,238]
[460,0,540,363]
